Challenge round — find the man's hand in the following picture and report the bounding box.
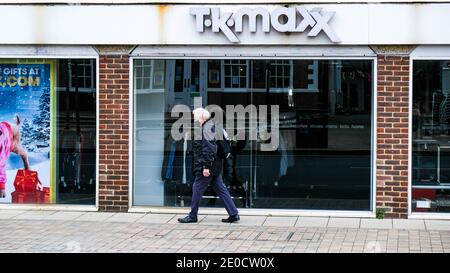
[0,189,5,198]
[203,169,210,177]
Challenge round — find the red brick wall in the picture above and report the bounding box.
[376,55,410,219]
[98,54,130,212]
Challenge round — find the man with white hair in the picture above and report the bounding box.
[178,107,240,223]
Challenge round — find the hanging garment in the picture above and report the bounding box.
[182,132,188,184]
[184,141,194,185]
[278,131,295,178]
[161,133,194,184]
[164,140,177,181]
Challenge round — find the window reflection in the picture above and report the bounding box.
[56,59,97,204]
[133,59,373,211]
[413,60,450,213]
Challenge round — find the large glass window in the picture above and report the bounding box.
[133,59,373,211]
[412,60,450,213]
[0,58,97,205]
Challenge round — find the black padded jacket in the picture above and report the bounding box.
[192,118,222,177]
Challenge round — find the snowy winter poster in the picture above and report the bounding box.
[0,62,54,203]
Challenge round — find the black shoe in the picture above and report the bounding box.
[178,215,198,223]
[222,214,240,223]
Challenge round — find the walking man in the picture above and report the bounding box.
[178,107,240,223]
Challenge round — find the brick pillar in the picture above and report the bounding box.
[98,51,130,212]
[376,55,410,219]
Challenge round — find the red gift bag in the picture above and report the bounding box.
[11,189,50,204]
[11,191,34,203]
[11,170,50,204]
[13,169,43,192]
[37,187,50,204]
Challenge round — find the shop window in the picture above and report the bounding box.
[412,60,450,213]
[0,58,97,205]
[133,58,373,211]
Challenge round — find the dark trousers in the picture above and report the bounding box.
[189,174,239,219]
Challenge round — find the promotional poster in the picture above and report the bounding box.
[0,62,55,204]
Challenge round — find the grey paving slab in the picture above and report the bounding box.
[44,211,87,221]
[76,212,116,222]
[295,217,329,228]
[234,216,267,226]
[424,220,450,231]
[360,219,393,229]
[0,210,27,219]
[199,215,232,225]
[1,209,450,253]
[12,210,57,220]
[136,213,175,224]
[393,219,426,230]
[105,213,146,223]
[167,214,207,224]
[328,218,361,228]
[262,216,298,227]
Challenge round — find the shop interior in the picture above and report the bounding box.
[133,59,373,211]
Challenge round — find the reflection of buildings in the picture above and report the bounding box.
[431,62,450,134]
[56,59,97,204]
[413,61,450,213]
[415,61,450,138]
[134,59,372,210]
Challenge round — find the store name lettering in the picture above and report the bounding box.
[0,76,40,88]
[190,6,341,43]
[0,67,41,88]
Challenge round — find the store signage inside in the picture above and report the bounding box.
[190,6,341,43]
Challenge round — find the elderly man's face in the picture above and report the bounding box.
[194,115,205,125]
[194,115,202,124]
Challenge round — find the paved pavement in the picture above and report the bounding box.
[0,209,450,253]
